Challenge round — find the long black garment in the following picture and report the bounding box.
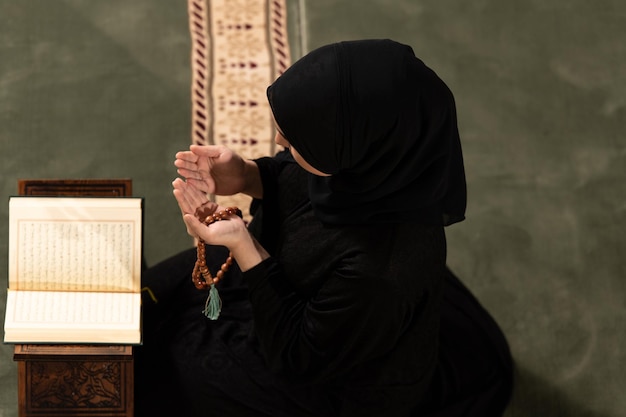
[135,152,512,417]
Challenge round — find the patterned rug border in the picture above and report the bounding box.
[187,0,291,213]
[188,0,290,147]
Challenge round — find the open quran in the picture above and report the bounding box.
[3,196,143,344]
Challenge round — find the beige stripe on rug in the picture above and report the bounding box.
[188,0,291,216]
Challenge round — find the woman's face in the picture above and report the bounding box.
[274,129,331,177]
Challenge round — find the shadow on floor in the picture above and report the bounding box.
[505,364,608,417]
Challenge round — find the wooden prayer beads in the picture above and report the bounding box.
[192,207,242,290]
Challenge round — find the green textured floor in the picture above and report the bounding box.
[1,1,625,416]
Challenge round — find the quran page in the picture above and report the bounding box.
[7,196,142,292]
[3,289,141,344]
[4,196,143,344]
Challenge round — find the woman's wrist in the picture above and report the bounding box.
[242,159,263,199]
[230,232,270,272]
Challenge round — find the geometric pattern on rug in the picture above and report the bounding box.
[188,0,291,216]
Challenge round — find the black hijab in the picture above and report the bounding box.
[267,39,466,226]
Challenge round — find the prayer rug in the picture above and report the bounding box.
[187,0,291,214]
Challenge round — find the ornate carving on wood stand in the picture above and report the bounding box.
[26,360,124,410]
[15,345,133,416]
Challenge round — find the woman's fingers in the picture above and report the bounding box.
[172,179,202,212]
[181,213,204,238]
[175,149,197,160]
[175,153,203,180]
[174,158,199,173]
[172,180,194,215]
[175,146,220,193]
[172,178,218,219]
[183,176,213,194]
[189,144,224,158]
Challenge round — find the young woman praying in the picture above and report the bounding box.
[136,39,513,417]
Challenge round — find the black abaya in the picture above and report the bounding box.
[135,155,512,417]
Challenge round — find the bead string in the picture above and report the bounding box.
[192,207,242,290]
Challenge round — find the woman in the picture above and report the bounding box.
[136,39,512,416]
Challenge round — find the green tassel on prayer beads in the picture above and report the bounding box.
[203,284,222,320]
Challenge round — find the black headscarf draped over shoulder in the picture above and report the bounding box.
[266,39,466,226]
